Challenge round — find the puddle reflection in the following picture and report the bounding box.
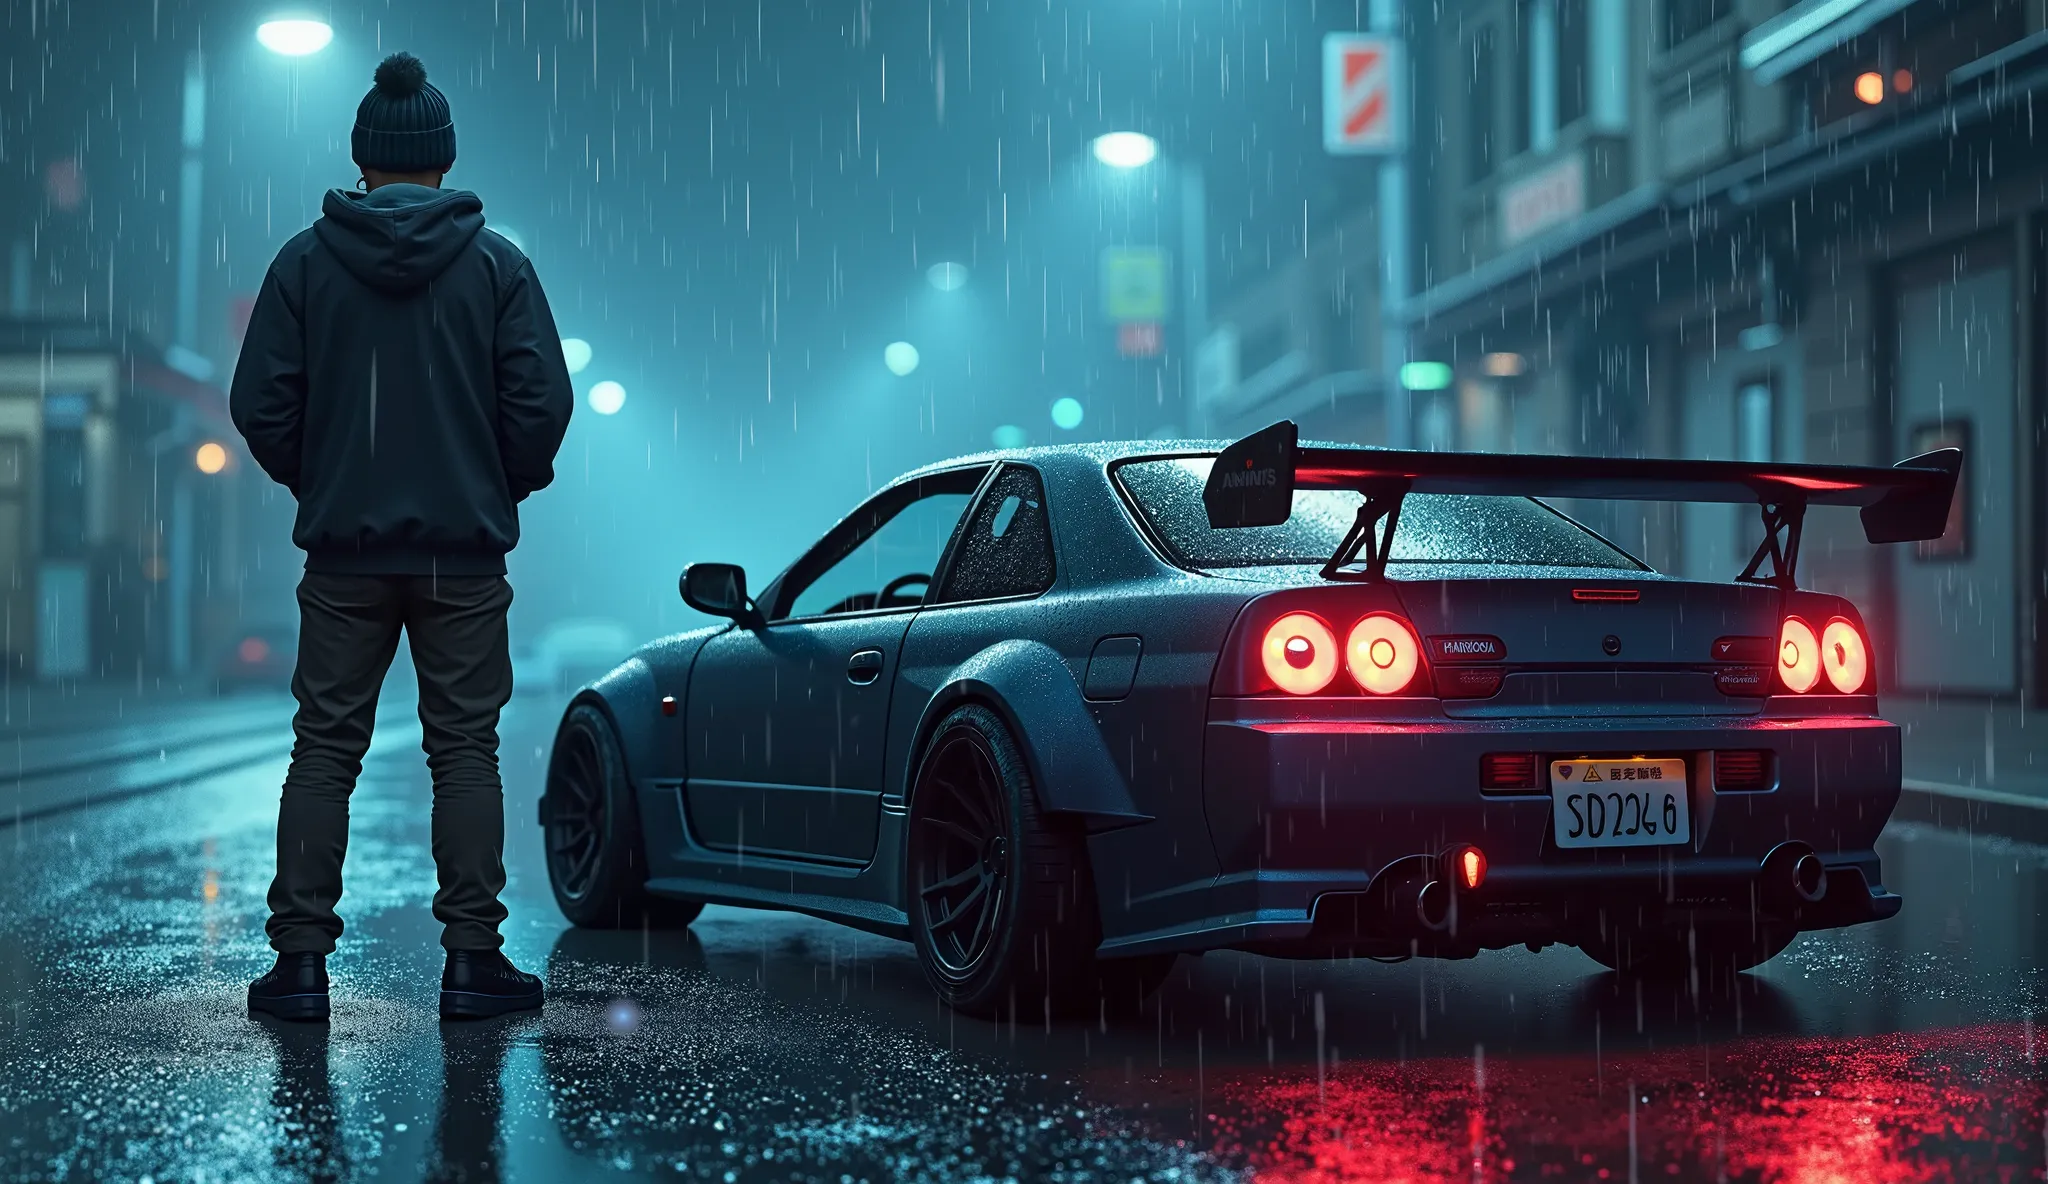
[1163,1019,2046,1182]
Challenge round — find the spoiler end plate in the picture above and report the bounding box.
[1203,420,1299,528]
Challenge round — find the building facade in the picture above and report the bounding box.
[0,317,260,687]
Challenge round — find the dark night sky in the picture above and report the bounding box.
[2,0,1378,637]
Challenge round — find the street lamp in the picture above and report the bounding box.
[256,19,334,56]
[1091,132,1159,170]
[1084,131,1205,433]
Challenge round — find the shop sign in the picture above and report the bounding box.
[1500,152,1587,247]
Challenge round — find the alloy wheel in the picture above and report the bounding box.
[546,722,608,902]
[914,730,1012,975]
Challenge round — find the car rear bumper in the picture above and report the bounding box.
[1106,704,1904,959]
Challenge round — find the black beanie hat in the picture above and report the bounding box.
[352,52,456,173]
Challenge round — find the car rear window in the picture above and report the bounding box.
[1113,456,1646,572]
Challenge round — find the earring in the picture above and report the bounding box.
[355,177,369,192]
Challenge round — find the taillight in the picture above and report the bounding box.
[1261,612,1339,695]
[1714,749,1771,791]
[1821,617,1869,693]
[1777,617,1821,693]
[1345,613,1421,694]
[1480,752,1540,791]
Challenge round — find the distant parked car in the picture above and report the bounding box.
[516,618,635,697]
[215,626,296,689]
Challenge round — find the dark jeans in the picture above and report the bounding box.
[267,572,514,954]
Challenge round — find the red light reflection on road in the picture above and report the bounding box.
[1136,1024,2044,1182]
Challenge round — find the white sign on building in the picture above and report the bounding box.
[1500,152,1587,246]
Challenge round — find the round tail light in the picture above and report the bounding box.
[1778,617,1821,693]
[1345,612,1422,695]
[1261,612,1339,695]
[1821,618,1869,693]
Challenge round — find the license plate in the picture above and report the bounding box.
[1549,758,1691,849]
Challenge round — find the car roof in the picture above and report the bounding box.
[892,439,1235,483]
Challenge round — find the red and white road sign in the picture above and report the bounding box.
[1323,33,1405,155]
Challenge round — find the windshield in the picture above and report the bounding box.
[1113,456,1646,572]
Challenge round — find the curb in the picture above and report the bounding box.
[1893,778,2048,844]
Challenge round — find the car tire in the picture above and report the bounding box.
[1576,920,1795,978]
[906,704,1160,1018]
[544,702,704,930]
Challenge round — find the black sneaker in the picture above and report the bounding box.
[248,952,331,1022]
[440,950,544,1020]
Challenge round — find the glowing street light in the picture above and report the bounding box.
[884,341,921,376]
[256,19,333,56]
[1091,132,1159,170]
[587,380,626,415]
[194,441,228,474]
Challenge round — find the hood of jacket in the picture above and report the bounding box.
[314,184,486,292]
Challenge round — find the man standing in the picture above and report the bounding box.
[231,52,574,1022]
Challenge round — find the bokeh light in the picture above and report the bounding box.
[560,337,593,374]
[991,424,1028,449]
[588,380,626,415]
[884,341,920,376]
[1050,397,1085,430]
[926,262,968,291]
[194,442,228,474]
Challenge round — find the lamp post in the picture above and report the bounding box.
[163,17,331,676]
[174,19,332,371]
[1088,132,1207,437]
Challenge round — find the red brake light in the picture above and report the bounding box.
[1457,846,1487,890]
[237,637,270,664]
[1261,612,1339,695]
[1345,613,1422,694]
[1821,618,1869,693]
[1777,617,1821,693]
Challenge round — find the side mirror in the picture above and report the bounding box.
[680,562,761,626]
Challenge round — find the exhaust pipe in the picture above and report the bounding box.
[1791,852,1828,903]
[1416,879,1452,932]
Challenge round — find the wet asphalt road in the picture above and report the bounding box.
[3,697,2047,1182]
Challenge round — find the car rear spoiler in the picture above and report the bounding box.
[1201,420,1962,587]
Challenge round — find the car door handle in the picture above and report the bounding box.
[846,649,885,685]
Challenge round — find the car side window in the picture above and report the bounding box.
[935,464,1056,603]
[782,484,979,620]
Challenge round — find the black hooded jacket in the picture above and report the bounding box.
[230,184,574,575]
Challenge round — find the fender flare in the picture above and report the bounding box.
[904,639,1150,830]
[537,659,655,828]
[583,657,660,783]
